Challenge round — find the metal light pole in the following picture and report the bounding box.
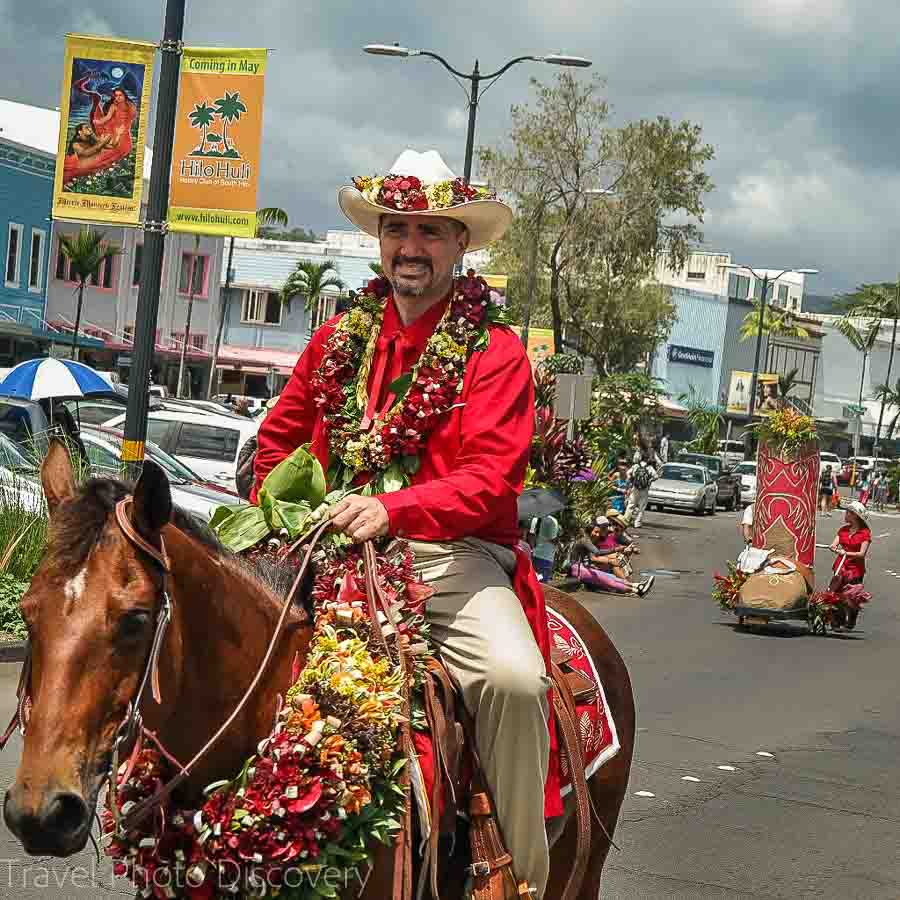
[722,264,818,458]
[122,0,185,477]
[363,45,591,185]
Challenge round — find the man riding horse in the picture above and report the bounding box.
[253,149,554,897]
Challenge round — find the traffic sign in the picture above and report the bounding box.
[842,404,865,419]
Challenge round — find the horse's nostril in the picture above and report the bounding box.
[42,791,89,839]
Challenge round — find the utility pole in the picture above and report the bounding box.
[122,0,185,477]
[207,235,235,399]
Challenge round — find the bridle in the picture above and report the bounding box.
[1,493,329,835]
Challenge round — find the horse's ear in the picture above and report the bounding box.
[41,438,77,515]
[132,460,172,538]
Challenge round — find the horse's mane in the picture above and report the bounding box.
[49,476,312,612]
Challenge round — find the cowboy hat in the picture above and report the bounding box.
[337,149,513,252]
[593,516,610,528]
[605,508,627,524]
[845,500,869,525]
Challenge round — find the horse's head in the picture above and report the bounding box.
[4,441,172,856]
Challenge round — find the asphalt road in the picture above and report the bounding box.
[0,506,896,898]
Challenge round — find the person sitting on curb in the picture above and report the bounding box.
[569,519,654,596]
[606,508,639,579]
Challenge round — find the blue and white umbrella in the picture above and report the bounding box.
[0,358,112,401]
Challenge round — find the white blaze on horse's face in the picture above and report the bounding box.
[3,443,172,859]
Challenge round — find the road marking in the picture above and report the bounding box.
[717,765,738,772]
[755,751,775,758]
[877,532,891,539]
[681,776,701,782]
[634,790,656,798]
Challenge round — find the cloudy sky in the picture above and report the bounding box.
[3,0,899,294]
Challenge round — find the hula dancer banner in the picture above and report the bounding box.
[168,48,268,237]
[53,34,156,225]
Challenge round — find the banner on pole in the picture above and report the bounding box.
[52,34,156,225]
[168,48,268,237]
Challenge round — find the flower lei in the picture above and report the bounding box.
[352,173,494,213]
[311,271,507,491]
[102,273,506,899]
[103,545,433,899]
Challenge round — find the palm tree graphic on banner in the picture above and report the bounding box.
[188,91,246,159]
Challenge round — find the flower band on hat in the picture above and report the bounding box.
[352,174,495,214]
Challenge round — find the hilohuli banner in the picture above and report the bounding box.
[53,34,156,225]
[168,47,268,237]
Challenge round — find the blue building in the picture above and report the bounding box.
[0,99,55,364]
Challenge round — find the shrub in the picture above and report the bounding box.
[0,574,28,639]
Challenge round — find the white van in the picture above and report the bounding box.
[718,440,746,468]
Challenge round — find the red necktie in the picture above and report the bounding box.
[361,331,411,431]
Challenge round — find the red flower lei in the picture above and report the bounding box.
[310,271,504,488]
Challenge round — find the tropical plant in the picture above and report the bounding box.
[188,101,216,154]
[738,301,810,342]
[207,206,290,399]
[679,386,724,454]
[58,229,122,361]
[529,406,589,488]
[368,261,384,277]
[539,353,584,375]
[843,281,900,445]
[213,91,247,155]
[281,259,346,313]
[837,316,881,426]
[872,379,900,441]
[749,407,817,458]
[777,368,801,407]
[534,367,556,410]
[584,372,664,464]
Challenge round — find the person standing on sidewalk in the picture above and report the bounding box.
[819,465,836,516]
[626,456,657,528]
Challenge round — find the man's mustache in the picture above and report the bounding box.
[392,255,432,272]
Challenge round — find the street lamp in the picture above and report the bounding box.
[363,44,591,183]
[721,263,818,453]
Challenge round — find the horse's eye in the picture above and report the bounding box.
[118,610,152,642]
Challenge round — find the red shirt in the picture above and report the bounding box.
[834,525,871,581]
[252,290,535,546]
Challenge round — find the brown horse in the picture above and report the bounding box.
[3,444,634,898]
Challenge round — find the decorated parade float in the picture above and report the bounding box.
[714,408,871,633]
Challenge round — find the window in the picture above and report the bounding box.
[686,270,705,281]
[132,245,143,287]
[241,289,283,325]
[88,255,115,289]
[178,253,209,297]
[728,273,750,300]
[5,224,22,287]
[171,332,207,351]
[55,244,69,281]
[146,419,172,446]
[28,229,46,292]
[84,438,121,473]
[176,423,239,462]
[309,294,337,334]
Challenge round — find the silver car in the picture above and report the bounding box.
[647,463,718,515]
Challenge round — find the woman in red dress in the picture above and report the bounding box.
[62,81,136,185]
[828,500,871,629]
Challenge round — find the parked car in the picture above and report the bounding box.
[733,461,758,506]
[647,463,718,515]
[79,426,245,523]
[717,439,746,469]
[101,408,259,492]
[675,451,740,509]
[63,397,128,427]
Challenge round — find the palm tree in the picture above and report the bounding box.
[206,207,289,399]
[213,91,246,155]
[58,229,121,361]
[281,260,346,313]
[368,261,384,277]
[188,101,216,154]
[873,379,900,441]
[844,280,900,448]
[679,386,724,455]
[837,315,881,452]
[739,302,810,342]
[777,367,800,408]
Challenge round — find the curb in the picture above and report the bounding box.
[0,642,27,663]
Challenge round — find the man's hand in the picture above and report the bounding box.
[328,495,390,542]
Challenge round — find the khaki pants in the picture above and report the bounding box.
[626,488,650,526]
[408,538,552,898]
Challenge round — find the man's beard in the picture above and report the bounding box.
[79,133,98,146]
[388,255,436,298]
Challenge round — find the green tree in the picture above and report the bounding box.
[188,101,216,154]
[584,372,664,463]
[479,73,713,351]
[206,207,289,399]
[738,301,810,341]
[281,259,346,313]
[58,229,121,361]
[256,225,320,243]
[777,367,801,407]
[873,378,900,441]
[842,280,900,446]
[679,386,724,454]
[837,315,881,451]
[368,261,384,277]
[213,91,247,155]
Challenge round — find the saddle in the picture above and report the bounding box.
[410,643,598,900]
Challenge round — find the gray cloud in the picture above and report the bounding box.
[2,0,898,294]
